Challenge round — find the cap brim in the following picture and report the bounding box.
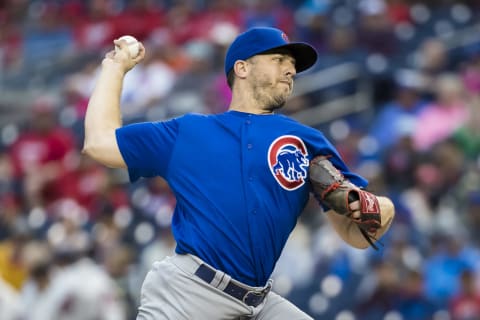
[269,43,318,73]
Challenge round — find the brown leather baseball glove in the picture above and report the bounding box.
[309,155,382,249]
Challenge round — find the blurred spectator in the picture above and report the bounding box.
[0,220,30,291]
[72,0,117,51]
[399,155,457,236]
[430,140,466,193]
[460,45,480,96]
[396,270,437,319]
[21,210,127,320]
[369,69,428,154]
[120,41,177,121]
[111,0,165,42]
[315,25,367,70]
[19,240,53,316]
[49,155,126,220]
[59,0,86,27]
[357,0,397,56]
[449,269,480,320]
[412,73,469,151]
[451,97,480,160]
[24,247,127,320]
[0,276,21,320]
[303,25,368,105]
[413,38,451,96]
[91,202,130,265]
[131,177,175,222]
[64,58,100,121]
[381,224,424,274]
[8,98,77,208]
[332,129,365,169]
[103,243,137,318]
[354,260,400,319]
[194,0,243,43]
[386,0,411,24]
[424,234,476,308]
[294,0,331,54]
[163,0,203,45]
[465,191,480,247]
[165,39,217,116]
[0,194,23,240]
[381,134,419,193]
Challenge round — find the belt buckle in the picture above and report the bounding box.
[242,282,271,307]
[242,291,265,307]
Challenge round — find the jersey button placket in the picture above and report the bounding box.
[246,118,252,150]
[243,115,260,275]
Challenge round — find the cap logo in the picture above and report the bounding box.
[281,33,289,42]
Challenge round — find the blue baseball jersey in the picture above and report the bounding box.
[116,110,367,286]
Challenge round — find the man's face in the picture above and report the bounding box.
[246,50,296,111]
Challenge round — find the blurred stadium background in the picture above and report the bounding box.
[1,0,480,319]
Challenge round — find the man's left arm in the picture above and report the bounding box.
[309,155,395,249]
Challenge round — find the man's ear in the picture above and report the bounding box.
[233,60,249,79]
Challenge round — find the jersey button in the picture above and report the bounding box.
[252,210,257,215]
[248,177,254,181]
[247,143,253,149]
[246,120,251,125]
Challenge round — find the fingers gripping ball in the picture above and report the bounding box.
[309,155,382,241]
[115,35,140,58]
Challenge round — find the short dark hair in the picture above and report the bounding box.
[227,69,235,89]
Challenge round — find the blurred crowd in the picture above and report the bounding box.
[2,0,480,319]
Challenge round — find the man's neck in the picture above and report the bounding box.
[228,89,274,115]
[227,105,274,115]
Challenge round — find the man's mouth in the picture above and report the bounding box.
[279,80,292,89]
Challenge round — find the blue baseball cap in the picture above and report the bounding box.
[224,27,318,75]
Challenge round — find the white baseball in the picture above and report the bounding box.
[115,35,140,58]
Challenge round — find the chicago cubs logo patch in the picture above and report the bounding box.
[268,135,309,190]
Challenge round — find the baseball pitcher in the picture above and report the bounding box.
[83,27,395,319]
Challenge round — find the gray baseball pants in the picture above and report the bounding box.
[137,254,313,320]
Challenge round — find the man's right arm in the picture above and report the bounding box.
[82,40,145,168]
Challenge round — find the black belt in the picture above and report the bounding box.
[194,263,271,307]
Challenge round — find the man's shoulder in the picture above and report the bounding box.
[276,114,309,126]
[275,114,320,133]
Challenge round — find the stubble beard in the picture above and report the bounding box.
[252,78,291,112]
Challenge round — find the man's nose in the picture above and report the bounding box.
[284,63,296,78]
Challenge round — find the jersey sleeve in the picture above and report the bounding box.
[115,119,179,182]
